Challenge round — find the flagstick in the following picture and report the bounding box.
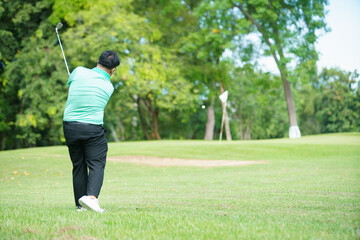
[219,102,226,142]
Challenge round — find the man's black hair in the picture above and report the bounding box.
[98,50,120,69]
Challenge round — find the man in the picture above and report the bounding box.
[63,50,120,212]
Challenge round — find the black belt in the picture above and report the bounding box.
[63,121,101,126]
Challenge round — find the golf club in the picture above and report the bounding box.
[55,22,70,76]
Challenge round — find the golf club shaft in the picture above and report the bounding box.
[55,29,70,76]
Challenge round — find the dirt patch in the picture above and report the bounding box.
[23,228,38,234]
[78,236,100,240]
[108,155,267,167]
[57,226,84,234]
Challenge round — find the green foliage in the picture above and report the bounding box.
[3,33,68,147]
[228,65,288,140]
[315,68,359,132]
[297,68,359,135]
[49,0,92,25]
[0,0,53,61]
[197,0,329,123]
[0,0,357,149]
[126,0,202,139]
[0,0,55,149]
[297,83,322,135]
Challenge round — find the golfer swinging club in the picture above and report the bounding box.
[63,50,120,212]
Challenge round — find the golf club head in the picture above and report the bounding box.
[56,22,63,30]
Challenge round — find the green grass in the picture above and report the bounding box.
[0,133,359,239]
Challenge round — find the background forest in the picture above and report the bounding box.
[0,0,359,150]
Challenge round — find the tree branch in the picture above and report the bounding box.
[234,3,280,67]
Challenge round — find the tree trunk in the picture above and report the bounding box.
[118,120,125,141]
[224,104,232,141]
[238,113,251,140]
[110,125,120,142]
[280,70,301,138]
[235,3,301,138]
[282,78,297,127]
[144,96,161,140]
[239,114,244,140]
[245,120,251,140]
[137,95,161,140]
[204,102,215,140]
[137,98,152,140]
[152,107,161,140]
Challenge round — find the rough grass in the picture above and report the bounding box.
[0,133,359,239]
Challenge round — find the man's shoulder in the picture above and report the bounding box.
[73,66,91,74]
[71,67,101,79]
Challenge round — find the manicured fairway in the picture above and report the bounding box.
[0,133,359,239]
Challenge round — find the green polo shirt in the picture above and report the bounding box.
[63,67,114,125]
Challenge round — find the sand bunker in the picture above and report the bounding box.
[108,155,267,168]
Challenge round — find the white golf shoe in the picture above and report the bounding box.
[79,196,104,213]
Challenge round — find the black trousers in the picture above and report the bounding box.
[63,121,108,207]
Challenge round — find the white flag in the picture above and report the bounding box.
[219,91,228,103]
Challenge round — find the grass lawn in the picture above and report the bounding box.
[0,133,359,239]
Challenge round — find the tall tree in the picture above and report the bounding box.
[0,0,54,149]
[197,0,329,138]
